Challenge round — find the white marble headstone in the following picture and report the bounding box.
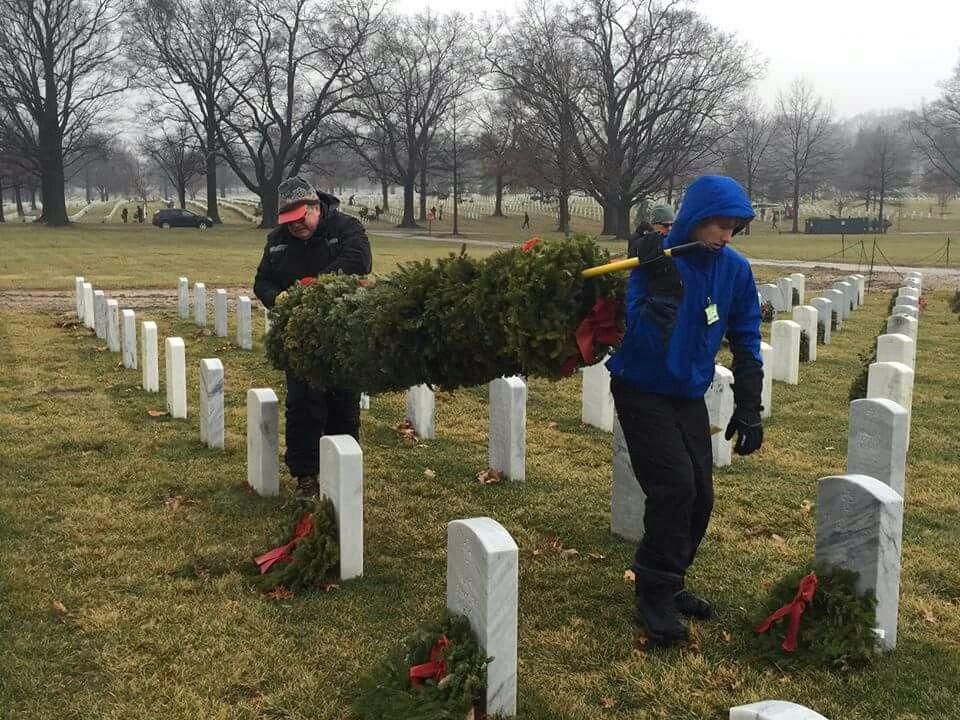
[895,294,918,309]
[730,699,830,719]
[74,276,85,318]
[93,290,107,339]
[824,289,845,331]
[141,321,159,392]
[165,337,187,418]
[760,341,773,419]
[770,320,800,384]
[759,284,783,312]
[214,289,228,337]
[489,376,527,481]
[810,297,832,345]
[237,296,253,349]
[777,277,794,309]
[319,435,364,580]
[847,398,908,498]
[247,388,279,496]
[815,474,904,649]
[178,277,190,319]
[898,286,920,300]
[788,273,806,305]
[199,359,224,449]
[82,282,95,329]
[886,314,917,342]
[406,384,435,439]
[611,416,645,542]
[121,309,137,369]
[877,333,915,371]
[106,299,121,353]
[446,517,518,717]
[193,282,207,327]
[834,281,854,318]
[891,304,918,319]
[581,358,614,432]
[791,305,818,362]
[706,365,734,467]
[359,393,371,410]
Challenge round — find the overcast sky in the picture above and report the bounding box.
[394,0,960,119]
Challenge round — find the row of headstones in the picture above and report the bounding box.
[177,277,262,349]
[75,280,520,716]
[611,272,924,662]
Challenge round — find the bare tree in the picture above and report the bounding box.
[350,10,478,227]
[127,0,250,224]
[773,79,838,233]
[723,97,774,233]
[850,117,912,231]
[143,122,205,208]
[910,60,960,191]
[559,0,757,238]
[475,95,523,217]
[0,0,125,225]
[214,0,377,227]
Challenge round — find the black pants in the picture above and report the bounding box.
[611,377,714,585]
[284,370,360,477]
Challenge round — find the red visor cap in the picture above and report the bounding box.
[279,202,311,225]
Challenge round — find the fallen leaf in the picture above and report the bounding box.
[322,582,341,593]
[423,468,436,479]
[559,548,580,560]
[547,421,559,430]
[600,697,617,708]
[50,600,71,621]
[588,552,606,560]
[825,446,835,451]
[532,549,543,557]
[799,500,814,514]
[477,468,505,485]
[164,495,196,512]
[623,569,636,584]
[722,630,732,642]
[147,409,168,417]
[265,586,294,600]
[770,533,788,549]
[922,607,938,624]
[95,346,108,352]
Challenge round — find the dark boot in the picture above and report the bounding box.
[294,474,319,498]
[634,576,689,646]
[675,589,713,620]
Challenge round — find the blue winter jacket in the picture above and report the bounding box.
[606,176,762,399]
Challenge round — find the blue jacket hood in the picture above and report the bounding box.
[665,175,755,249]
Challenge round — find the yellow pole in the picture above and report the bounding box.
[580,242,701,278]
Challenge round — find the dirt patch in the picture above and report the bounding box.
[0,287,258,314]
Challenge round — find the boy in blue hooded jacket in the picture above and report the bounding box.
[607,175,764,646]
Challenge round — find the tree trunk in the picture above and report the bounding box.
[84,168,91,203]
[178,184,187,209]
[15,184,24,215]
[418,165,427,221]
[600,198,617,236]
[878,176,886,234]
[791,179,800,233]
[493,173,504,216]
[558,192,571,235]
[204,112,222,224]
[37,114,70,226]
[666,175,675,204]
[29,186,37,211]
[259,184,279,228]
[401,175,416,227]
[381,178,389,211]
[743,178,753,236]
[0,178,5,223]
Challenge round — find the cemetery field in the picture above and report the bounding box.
[2,241,960,718]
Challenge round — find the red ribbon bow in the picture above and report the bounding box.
[754,571,818,652]
[409,634,449,686]
[521,236,542,252]
[254,514,314,574]
[561,298,623,375]
[298,276,315,287]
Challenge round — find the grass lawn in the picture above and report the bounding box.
[1,225,960,719]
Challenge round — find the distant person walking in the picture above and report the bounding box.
[121,207,128,223]
[136,206,144,224]
[521,211,530,230]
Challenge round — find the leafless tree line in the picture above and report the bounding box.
[0,0,958,233]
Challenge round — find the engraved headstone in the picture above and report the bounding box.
[74,276,85,318]
[319,435,364,579]
[82,282,95,329]
[791,305,818,362]
[891,304,918,319]
[199,359,224,449]
[788,273,806,305]
[106,299,121,353]
[760,341,773,418]
[93,290,107,339]
[706,365,734,467]
[810,297,832,345]
[824,289,845,331]
[877,333,915,371]
[489,376,527,481]
[886,314,917,342]
[178,277,190,319]
[141,322,159,392]
[847,398,908,498]
[581,359,614,432]
[777,277,794,309]
[247,388,280,496]
[759,284,783,312]
[214,289,228,337]
[193,282,207,327]
[406,384,436,439]
[730,700,830,720]
[237,296,253,349]
[121,309,137,369]
[898,286,920,300]
[165,337,187,418]
[770,320,801,384]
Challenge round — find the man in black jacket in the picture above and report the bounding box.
[254,176,372,497]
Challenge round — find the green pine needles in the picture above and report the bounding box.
[255,497,340,593]
[352,612,490,720]
[265,236,625,393]
[799,330,810,362]
[752,564,879,671]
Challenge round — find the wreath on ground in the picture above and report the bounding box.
[760,301,775,323]
[252,496,340,593]
[265,235,625,393]
[751,563,879,672]
[352,612,490,720]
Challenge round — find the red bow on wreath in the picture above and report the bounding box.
[409,634,449,686]
[561,298,623,375]
[521,236,542,252]
[254,513,314,574]
[754,571,819,652]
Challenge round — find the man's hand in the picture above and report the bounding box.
[298,276,315,287]
[724,409,763,455]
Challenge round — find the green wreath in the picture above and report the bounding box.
[254,497,340,593]
[752,563,879,671]
[353,612,490,720]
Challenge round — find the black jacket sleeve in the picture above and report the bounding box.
[254,241,283,309]
[320,213,372,275]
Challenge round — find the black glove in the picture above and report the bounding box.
[632,231,682,297]
[725,409,763,455]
